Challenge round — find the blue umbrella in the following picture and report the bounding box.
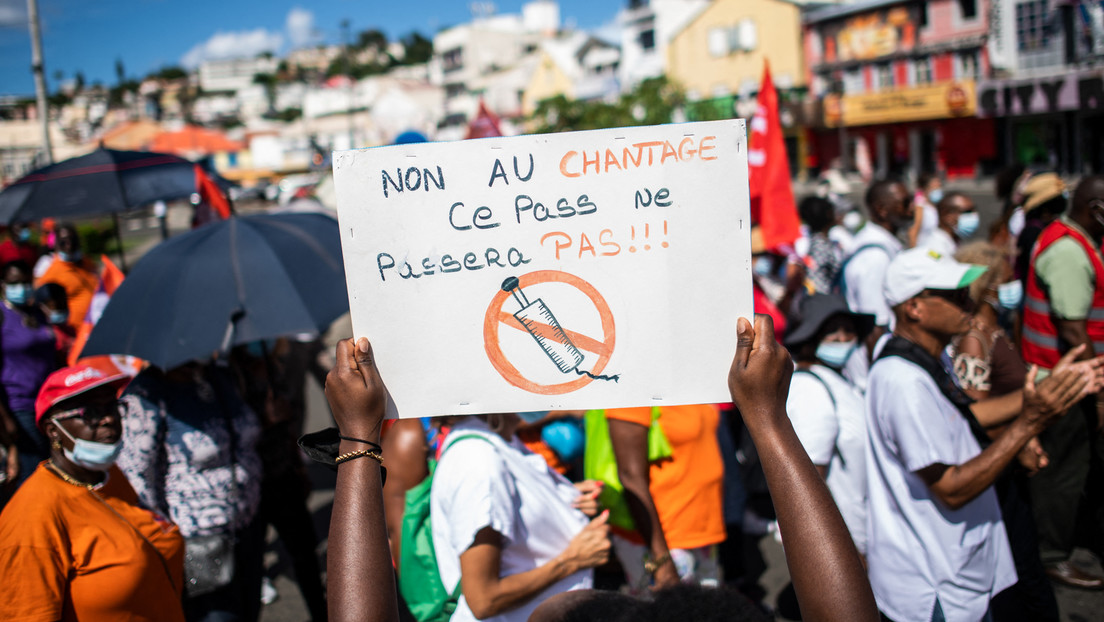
[82,212,348,370]
[0,147,199,224]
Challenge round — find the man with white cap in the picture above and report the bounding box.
[865,248,1088,622]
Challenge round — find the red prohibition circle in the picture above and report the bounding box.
[483,270,616,395]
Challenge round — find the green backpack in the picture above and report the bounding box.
[398,433,490,622]
[583,408,673,531]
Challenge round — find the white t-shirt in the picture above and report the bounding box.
[843,222,902,327]
[922,227,957,258]
[785,364,869,553]
[865,356,1016,622]
[430,419,592,622]
[914,202,939,248]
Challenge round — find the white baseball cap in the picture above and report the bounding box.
[884,247,988,308]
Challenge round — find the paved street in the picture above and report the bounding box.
[118,190,1104,622]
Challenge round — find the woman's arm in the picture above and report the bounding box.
[729,315,878,622]
[607,417,679,588]
[380,418,429,564]
[324,338,399,622]
[459,513,610,619]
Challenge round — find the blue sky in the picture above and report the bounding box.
[0,0,620,96]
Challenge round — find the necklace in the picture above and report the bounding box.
[46,460,100,489]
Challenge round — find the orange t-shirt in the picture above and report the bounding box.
[35,259,99,330]
[0,464,185,622]
[604,405,726,550]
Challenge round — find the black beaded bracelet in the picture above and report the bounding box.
[338,434,382,452]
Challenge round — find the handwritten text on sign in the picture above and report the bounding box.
[333,121,752,419]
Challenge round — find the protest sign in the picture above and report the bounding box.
[333,120,752,418]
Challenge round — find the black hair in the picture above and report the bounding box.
[533,585,771,622]
[935,191,969,216]
[865,177,904,211]
[1035,194,1068,218]
[798,195,836,233]
[35,282,68,306]
[917,171,938,190]
[1,259,31,278]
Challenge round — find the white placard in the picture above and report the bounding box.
[333,120,752,418]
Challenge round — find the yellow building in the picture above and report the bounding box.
[522,33,621,115]
[668,0,807,176]
[667,0,804,100]
[523,49,576,114]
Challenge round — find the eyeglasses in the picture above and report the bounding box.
[51,403,121,425]
[919,288,974,311]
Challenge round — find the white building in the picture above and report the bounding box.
[198,56,280,93]
[617,0,709,91]
[431,0,561,130]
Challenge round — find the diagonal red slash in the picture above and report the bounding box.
[497,312,613,358]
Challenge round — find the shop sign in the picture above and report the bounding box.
[977,71,1104,117]
[824,81,976,127]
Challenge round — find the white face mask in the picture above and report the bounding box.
[54,422,123,471]
[816,339,857,368]
[955,211,980,238]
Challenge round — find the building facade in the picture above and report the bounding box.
[978,0,1104,174]
[805,0,994,179]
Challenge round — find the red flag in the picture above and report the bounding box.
[100,254,125,295]
[195,165,232,220]
[748,61,800,250]
[465,100,503,139]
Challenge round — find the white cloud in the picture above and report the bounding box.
[286,7,318,49]
[181,28,284,68]
[0,0,27,27]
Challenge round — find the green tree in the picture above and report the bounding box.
[155,66,187,81]
[356,29,388,51]
[530,76,686,133]
[253,72,278,112]
[399,32,433,65]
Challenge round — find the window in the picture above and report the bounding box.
[959,0,978,20]
[919,3,928,28]
[875,62,894,90]
[955,49,980,80]
[914,56,932,84]
[1016,0,1051,51]
[639,29,656,51]
[843,68,863,94]
[442,48,464,73]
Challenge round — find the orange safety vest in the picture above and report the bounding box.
[1022,220,1104,368]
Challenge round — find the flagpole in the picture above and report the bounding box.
[112,212,128,272]
[27,0,53,164]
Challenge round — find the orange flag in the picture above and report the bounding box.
[748,61,800,250]
[100,254,125,295]
[195,165,232,219]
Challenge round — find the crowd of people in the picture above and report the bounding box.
[1,167,1104,622]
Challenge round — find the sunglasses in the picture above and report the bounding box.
[51,403,121,425]
[919,288,974,311]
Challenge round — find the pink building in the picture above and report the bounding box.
[803,0,996,179]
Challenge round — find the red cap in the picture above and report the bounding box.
[34,364,131,426]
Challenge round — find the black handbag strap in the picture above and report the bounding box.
[876,336,991,448]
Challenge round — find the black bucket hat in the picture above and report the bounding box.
[783,293,875,349]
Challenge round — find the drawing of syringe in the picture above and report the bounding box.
[501,276,619,382]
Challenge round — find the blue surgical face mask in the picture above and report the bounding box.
[55,422,123,471]
[17,228,31,243]
[4,283,31,306]
[997,280,1023,309]
[928,188,944,204]
[47,309,69,325]
[955,211,980,238]
[516,411,548,424]
[58,250,82,263]
[816,339,857,368]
